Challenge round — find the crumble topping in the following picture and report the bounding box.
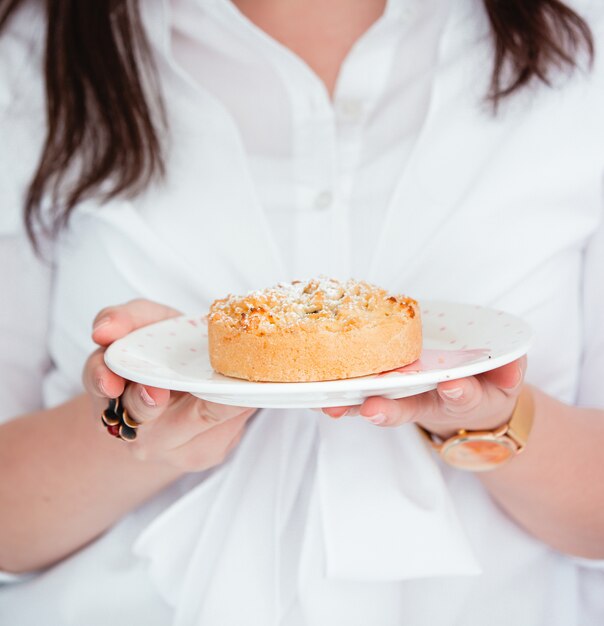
[209,277,417,333]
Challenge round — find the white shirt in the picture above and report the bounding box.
[170,0,447,277]
[1,0,604,624]
[0,0,49,426]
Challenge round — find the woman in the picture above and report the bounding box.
[1,0,603,624]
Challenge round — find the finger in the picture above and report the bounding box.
[431,374,518,434]
[137,397,255,452]
[168,412,251,472]
[200,400,257,424]
[82,349,126,398]
[121,383,171,425]
[322,406,354,419]
[436,375,485,414]
[92,299,181,346]
[357,362,526,430]
[358,378,484,428]
[359,392,440,427]
[480,356,526,394]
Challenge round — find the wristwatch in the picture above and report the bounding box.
[417,386,535,472]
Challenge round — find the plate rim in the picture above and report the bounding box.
[104,300,533,397]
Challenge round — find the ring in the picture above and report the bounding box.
[101,396,139,441]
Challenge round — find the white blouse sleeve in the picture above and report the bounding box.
[0,234,52,423]
[0,4,52,584]
[0,233,50,585]
[577,201,604,407]
[0,3,50,424]
[574,200,604,584]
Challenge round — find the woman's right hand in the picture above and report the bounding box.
[82,299,255,474]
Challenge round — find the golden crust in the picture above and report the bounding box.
[208,278,422,382]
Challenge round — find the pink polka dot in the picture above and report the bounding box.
[449,339,457,344]
[461,344,468,350]
[146,333,154,337]
[190,348,197,352]
[165,346,171,350]
[187,320,198,327]
[467,321,474,325]
[423,309,430,315]
[169,332,177,337]
[438,312,445,318]
[120,348,128,353]
[439,326,447,331]
[137,344,145,348]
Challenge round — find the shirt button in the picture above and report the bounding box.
[313,191,333,211]
[337,99,364,122]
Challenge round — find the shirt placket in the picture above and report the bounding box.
[287,2,417,280]
[330,8,415,276]
[197,0,417,281]
[289,85,341,280]
[243,47,342,280]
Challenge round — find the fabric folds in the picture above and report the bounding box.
[135,411,480,625]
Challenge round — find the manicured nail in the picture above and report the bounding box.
[93,316,111,332]
[140,387,156,407]
[366,413,387,425]
[97,378,109,397]
[441,387,463,400]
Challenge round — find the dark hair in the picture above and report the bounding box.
[0,0,595,245]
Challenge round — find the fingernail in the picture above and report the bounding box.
[441,387,464,400]
[97,378,109,397]
[93,316,111,332]
[366,413,387,425]
[140,387,156,407]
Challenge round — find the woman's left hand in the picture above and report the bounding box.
[323,357,527,438]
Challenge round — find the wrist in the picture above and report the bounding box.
[417,386,535,472]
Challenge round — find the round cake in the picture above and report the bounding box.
[207,277,422,382]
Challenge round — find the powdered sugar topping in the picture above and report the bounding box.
[209,277,417,333]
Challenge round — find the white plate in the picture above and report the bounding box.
[104,301,532,408]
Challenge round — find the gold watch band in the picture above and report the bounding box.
[504,385,535,450]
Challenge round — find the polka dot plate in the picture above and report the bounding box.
[104,301,532,409]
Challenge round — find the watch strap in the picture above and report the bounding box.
[504,385,534,450]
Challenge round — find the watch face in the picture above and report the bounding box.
[441,435,517,472]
